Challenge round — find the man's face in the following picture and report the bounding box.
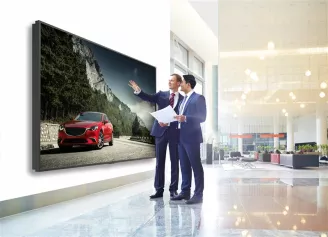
[168,75,180,90]
[180,79,189,92]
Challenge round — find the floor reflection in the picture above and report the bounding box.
[1,164,328,237]
[135,199,203,237]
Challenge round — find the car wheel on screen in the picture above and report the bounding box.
[96,131,104,149]
[109,134,113,146]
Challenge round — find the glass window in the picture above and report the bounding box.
[174,65,187,76]
[175,43,188,66]
[193,57,204,77]
[104,114,110,122]
[75,112,102,122]
[194,79,203,95]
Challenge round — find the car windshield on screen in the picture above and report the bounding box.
[75,113,102,122]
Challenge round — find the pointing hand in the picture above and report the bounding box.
[128,80,141,92]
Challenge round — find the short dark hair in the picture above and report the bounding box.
[170,73,182,83]
[183,74,196,89]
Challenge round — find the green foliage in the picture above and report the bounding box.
[319,144,328,156]
[40,24,150,136]
[132,116,140,136]
[298,144,317,152]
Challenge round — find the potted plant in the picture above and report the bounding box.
[319,144,328,161]
[274,147,281,154]
[304,144,319,154]
[271,147,281,164]
[213,145,220,160]
[259,145,271,162]
[257,145,263,153]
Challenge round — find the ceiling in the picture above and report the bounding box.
[189,0,328,117]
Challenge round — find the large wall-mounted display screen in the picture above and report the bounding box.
[32,21,156,171]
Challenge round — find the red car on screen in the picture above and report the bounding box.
[57,111,113,151]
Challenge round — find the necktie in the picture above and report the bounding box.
[179,96,188,115]
[169,93,175,107]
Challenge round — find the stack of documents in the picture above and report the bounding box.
[150,105,178,123]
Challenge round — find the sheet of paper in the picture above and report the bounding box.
[150,105,178,124]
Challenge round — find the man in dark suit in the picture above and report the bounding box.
[172,74,207,204]
[129,74,184,199]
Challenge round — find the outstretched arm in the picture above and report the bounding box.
[129,80,160,103]
[136,90,160,103]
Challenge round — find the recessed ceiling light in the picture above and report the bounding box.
[285,112,288,117]
[305,70,311,76]
[300,103,305,108]
[292,95,296,100]
[276,98,280,102]
[319,91,326,98]
[268,41,275,50]
[282,109,286,113]
[320,81,327,89]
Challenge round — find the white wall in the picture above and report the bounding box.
[170,0,218,144]
[0,0,170,201]
[294,115,317,143]
[170,0,218,64]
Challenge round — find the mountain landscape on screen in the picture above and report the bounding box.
[36,22,156,171]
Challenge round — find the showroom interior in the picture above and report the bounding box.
[1,0,328,236]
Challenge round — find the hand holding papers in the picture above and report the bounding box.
[150,105,177,124]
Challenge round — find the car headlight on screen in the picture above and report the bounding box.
[89,126,98,131]
[59,125,65,131]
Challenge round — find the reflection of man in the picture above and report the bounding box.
[172,74,206,204]
[128,74,184,199]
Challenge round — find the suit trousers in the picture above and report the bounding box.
[154,128,179,193]
[178,142,204,198]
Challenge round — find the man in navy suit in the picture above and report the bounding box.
[129,74,184,199]
[172,74,207,204]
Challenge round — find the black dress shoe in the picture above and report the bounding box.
[149,191,163,199]
[185,196,203,204]
[170,192,190,201]
[170,191,178,197]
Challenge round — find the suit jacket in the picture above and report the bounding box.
[136,90,184,138]
[179,92,207,144]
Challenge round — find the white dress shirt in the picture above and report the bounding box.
[169,90,180,109]
[178,90,194,129]
[179,90,194,115]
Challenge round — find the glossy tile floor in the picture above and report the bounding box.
[1,162,328,237]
